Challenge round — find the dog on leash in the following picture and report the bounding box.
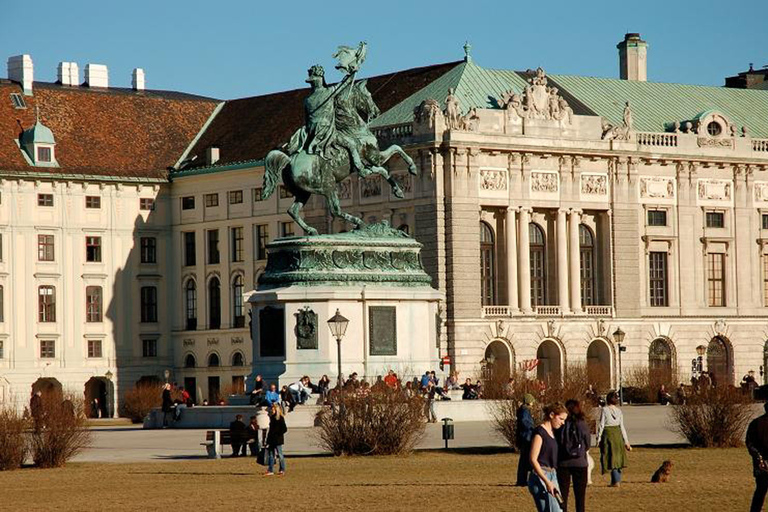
[651,460,673,483]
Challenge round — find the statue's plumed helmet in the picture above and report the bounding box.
[307,65,325,79]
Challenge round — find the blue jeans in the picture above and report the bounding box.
[267,445,285,473]
[528,469,563,512]
[610,468,622,485]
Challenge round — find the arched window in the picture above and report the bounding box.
[184,353,196,368]
[529,223,546,307]
[707,336,731,386]
[649,338,673,384]
[208,353,220,367]
[208,277,221,330]
[232,275,244,328]
[480,222,496,306]
[579,225,596,306]
[185,280,197,330]
[232,352,244,367]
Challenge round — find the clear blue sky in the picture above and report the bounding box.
[1,0,766,99]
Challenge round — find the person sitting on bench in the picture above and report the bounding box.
[229,414,248,457]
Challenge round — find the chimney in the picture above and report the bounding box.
[132,68,145,90]
[206,147,220,166]
[84,63,109,88]
[7,54,34,95]
[57,62,79,86]
[617,33,647,81]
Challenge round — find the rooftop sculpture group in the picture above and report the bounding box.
[263,42,417,236]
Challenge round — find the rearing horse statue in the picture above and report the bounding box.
[262,43,417,236]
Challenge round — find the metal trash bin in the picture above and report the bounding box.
[441,417,454,449]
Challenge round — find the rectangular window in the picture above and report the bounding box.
[85,236,102,262]
[207,229,220,264]
[763,214,768,230]
[707,253,726,307]
[85,196,101,209]
[706,212,724,228]
[139,198,155,211]
[647,210,667,227]
[204,193,219,207]
[0,233,3,261]
[279,186,292,199]
[10,92,26,109]
[87,339,102,358]
[86,286,103,322]
[369,306,397,355]
[0,285,4,322]
[38,193,53,207]
[0,340,3,359]
[142,339,158,358]
[256,225,269,260]
[763,254,768,306]
[140,237,157,264]
[40,340,55,359]
[38,234,55,261]
[281,222,294,238]
[140,286,158,323]
[231,227,244,262]
[38,286,56,322]
[229,190,243,204]
[649,251,668,307]
[181,196,195,210]
[37,146,52,163]
[253,188,263,202]
[184,232,196,266]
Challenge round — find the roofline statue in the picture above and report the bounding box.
[262,42,418,236]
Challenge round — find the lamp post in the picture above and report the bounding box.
[613,327,626,404]
[327,309,349,389]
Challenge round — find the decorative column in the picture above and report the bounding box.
[506,207,519,311]
[557,208,570,313]
[569,209,582,314]
[518,207,532,313]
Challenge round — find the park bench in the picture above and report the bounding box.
[201,430,232,459]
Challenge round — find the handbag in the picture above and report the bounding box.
[256,447,267,466]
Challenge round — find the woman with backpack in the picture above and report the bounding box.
[556,399,591,512]
[596,390,632,487]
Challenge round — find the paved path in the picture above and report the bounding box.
[72,404,740,463]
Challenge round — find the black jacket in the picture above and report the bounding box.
[747,414,768,470]
[266,416,287,448]
[229,420,247,442]
[555,417,592,468]
[161,389,173,412]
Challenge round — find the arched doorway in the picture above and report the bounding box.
[649,338,674,384]
[84,377,109,418]
[707,336,732,386]
[31,377,62,398]
[587,339,612,390]
[537,339,562,385]
[484,340,514,385]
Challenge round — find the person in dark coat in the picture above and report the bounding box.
[161,383,173,428]
[30,391,43,432]
[515,393,536,486]
[229,414,248,457]
[747,402,768,512]
[555,399,591,512]
[264,404,287,475]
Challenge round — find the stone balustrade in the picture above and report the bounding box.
[372,123,413,141]
[481,305,614,317]
[637,132,679,147]
[754,139,768,153]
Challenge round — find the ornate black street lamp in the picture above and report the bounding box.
[613,327,626,404]
[327,309,349,389]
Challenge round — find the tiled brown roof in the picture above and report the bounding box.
[0,80,218,180]
[184,61,462,168]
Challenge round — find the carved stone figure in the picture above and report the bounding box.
[444,88,462,130]
[497,68,573,123]
[414,98,442,127]
[581,174,607,196]
[601,101,634,141]
[480,169,507,191]
[263,42,419,235]
[531,171,559,193]
[460,107,480,131]
[295,307,318,350]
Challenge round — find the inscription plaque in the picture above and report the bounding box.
[369,306,397,356]
[259,306,285,357]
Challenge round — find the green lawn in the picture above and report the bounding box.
[0,447,754,511]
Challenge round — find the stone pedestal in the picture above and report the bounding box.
[246,224,444,386]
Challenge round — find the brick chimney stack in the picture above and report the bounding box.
[617,33,647,82]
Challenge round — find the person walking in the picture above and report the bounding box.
[515,393,536,486]
[528,402,568,512]
[161,383,173,428]
[555,399,591,512]
[596,391,631,487]
[747,402,768,512]
[424,380,437,423]
[264,403,287,476]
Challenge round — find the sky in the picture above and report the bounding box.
[1,0,766,100]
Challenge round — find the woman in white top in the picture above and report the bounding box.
[596,390,632,487]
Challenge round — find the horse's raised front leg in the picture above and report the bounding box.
[288,193,318,236]
[363,166,403,199]
[379,144,418,175]
[326,190,364,228]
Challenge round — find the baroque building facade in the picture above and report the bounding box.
[2,34,768,410]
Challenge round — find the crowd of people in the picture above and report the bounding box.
[227,403,288,476]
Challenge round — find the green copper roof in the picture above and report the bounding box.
[20,121,56,145]
[371,61,529,127]
[549,74,768,138]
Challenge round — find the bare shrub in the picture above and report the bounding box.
[120,384,162,423]
[314,386,425,456]
[0,407,29,471]
[670,385,753,447]
[490,364,596,449]
[30,395,91,468]
[625,366,679,404]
